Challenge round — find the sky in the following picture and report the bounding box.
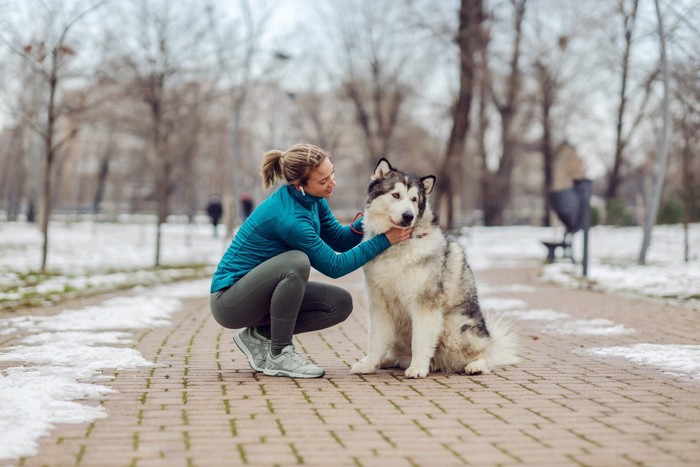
[3,0,696,182]
[0,219,699,462]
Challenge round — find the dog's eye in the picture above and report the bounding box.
[412,197,418,203]
[392,193,400,199]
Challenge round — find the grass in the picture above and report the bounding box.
[0,263,212,312]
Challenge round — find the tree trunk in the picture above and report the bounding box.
[2,126,26,221]
[434,0,483,231]
[681,126,691,263]
[638,0,669,265]
[148,72,168,267]
[40,51,59,273]
[536,60,556,227]
[606,0,639,204]
[93,147,111,214]
[481,0,526,226]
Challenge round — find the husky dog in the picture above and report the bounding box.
[352,159,519,379]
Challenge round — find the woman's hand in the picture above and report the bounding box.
[385,226,412,245]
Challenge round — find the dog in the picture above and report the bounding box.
[351,158,519,379]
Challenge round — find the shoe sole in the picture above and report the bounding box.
[232,333,264,372]
[263,369,325,378]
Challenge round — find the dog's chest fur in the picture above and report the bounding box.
[364,222,464,308]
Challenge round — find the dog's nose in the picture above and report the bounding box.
[402,212,414,224]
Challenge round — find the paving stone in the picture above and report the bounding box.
[3,266,698,466]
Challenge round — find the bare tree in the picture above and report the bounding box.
[1,0,106,271]
[92,141,113,214]
[325,0,415,170]
[676,88,697,263]
[533,58,558,226]
[0,39,31,221]
[296,90,344,155]
[0,68,37,221]
[480,0,527,226]
[168,83,209,222]
[665,2,699,263]
[102,0,222,265]
[433,0,484,230]
[638,0,674,265]
[0,125,27,220]
[605,0,639,205]
[526,1,586,227]
[209,0,277,235]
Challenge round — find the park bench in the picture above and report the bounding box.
[542,231,575,263]
[542,179,592,267]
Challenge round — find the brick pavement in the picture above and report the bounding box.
[3,266,700,466]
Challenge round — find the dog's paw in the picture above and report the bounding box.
[405,366,429,379]
[351,357,379,374]
[465,358,491,375]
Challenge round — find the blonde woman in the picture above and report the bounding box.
[210,144,411,378]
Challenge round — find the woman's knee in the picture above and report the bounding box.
[336,289,353,322]
[283,250,310,282]
[209,293,241,329]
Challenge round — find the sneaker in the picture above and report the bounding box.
[263,344,325,378]
[233,327,269,372]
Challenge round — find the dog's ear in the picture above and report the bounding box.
[372,158,393,180]
[421,175,436,195]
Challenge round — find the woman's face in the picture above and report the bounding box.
[300,157,336,198]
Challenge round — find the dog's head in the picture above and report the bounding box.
[364,158,436,233]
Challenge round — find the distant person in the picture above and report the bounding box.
[209,143,412,378]
[240,192,254,220]
[206,195,224,237]
[26,200,36,223]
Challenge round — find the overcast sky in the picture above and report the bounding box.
[1,0,697,180]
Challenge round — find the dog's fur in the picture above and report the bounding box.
[351,159,519,379]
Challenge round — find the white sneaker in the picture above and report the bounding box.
[232,327,269,372]
[263,344,325,378]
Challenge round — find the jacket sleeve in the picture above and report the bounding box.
[283,216,390,278]
[317,200,363,252]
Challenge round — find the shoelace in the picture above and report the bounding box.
[287,349,311,366]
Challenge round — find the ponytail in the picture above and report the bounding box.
[260,149,285,190]
[259,143,329,190]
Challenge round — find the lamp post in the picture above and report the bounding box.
[574,178,593,277]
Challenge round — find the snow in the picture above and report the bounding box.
[0,220,698,461]
[578,344,700,380]
[5,295,181,332]
[538,225,700,301]
[479,297,529,311]
[0,276,209,462]
[0,219,225,308]
[501,309,573,321]
[543,318,637,336]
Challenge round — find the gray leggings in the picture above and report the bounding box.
[210,250,353,346]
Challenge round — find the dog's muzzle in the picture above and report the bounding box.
[399,212,414,227]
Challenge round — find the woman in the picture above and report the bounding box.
[210,143,411,378]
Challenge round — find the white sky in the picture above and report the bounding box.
[3,0,696,179]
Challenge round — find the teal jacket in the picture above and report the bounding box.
[210,185,391,293]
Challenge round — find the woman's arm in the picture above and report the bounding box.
[285,218,389,278]
[317,200,363,252]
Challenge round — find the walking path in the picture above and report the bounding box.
[2,265,699,466]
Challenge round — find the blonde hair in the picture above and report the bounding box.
[260,143,330,190]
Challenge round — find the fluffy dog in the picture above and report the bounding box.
[351,159,519,378]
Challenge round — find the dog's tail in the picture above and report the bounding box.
[484,311,520,368]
